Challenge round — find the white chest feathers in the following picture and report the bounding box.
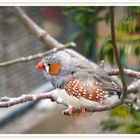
[53,88,100,109]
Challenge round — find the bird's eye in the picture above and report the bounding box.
[71,71,75,74]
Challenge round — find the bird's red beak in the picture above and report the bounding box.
[35,58,45,70]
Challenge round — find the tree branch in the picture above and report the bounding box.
[0,80,139,115]
[0,92,53,108]
[12,6,86,62]
[127,80,140,94]
[110,7,128,101]
[108,68,140,93]
[63,101,122,116]
[0,90,122,114]
[0,69,139,108]
[107,68,140,79]
[0,89,68,108]
[0,42,76,67]
[108,69,140,93]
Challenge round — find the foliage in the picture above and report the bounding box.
[63,7,109,59]
[100,7,140,134]
[99,7,140,66]
[101,106,140,134]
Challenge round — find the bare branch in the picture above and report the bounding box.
[0,67,139,114]
[127,80,140,94]
[0,92,54,108]
[124,94,140,111]
[0,89,69,108]
[63,95,140,116]
[0,42,76,67]
[108,69,140,94]
[63,101,122,116]
[108,69,140,79]
[0,79,139,115]
[110,7,127,101]
[0,86,122,113]
[0,90,122,115]
[13,6,63,49]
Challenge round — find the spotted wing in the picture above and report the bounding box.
[73,61,123,93]
[64,69,122,102]
[64,78,108,102]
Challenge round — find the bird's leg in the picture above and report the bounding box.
[62,105,75,118]
[62,106,88,117]
[68,105,75,118]
[81,106,87,117]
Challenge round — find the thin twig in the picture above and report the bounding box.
[110,7,128,101]
[0,42,76,67]
[108,69,140,79]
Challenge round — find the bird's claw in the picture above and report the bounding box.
[62,107,75,118]
[81,106,87,117]
[62,106,87,118]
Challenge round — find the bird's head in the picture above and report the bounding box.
[36,51,74,76]
[35,51,75,88]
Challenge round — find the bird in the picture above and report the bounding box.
[35,51,123,117]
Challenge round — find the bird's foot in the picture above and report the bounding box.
[62,105,76,118]
[62,106,87,118]
[81,106,87,117]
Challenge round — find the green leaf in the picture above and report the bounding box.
[125,124,140,134]
[109,106,131,118]
[135,46,140,56]
[101,120,123,131]
[119,44,132,66]
[105,11,110,24]
[72,13,87,28]
[119,47,128,66]
[63,7,107,15]
[99,42,114,64]
[117,17,137,34]
[63,7,96,15]
[72,12,94,30]
[130,107,140,121]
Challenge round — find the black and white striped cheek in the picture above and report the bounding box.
[44,64,49,73]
